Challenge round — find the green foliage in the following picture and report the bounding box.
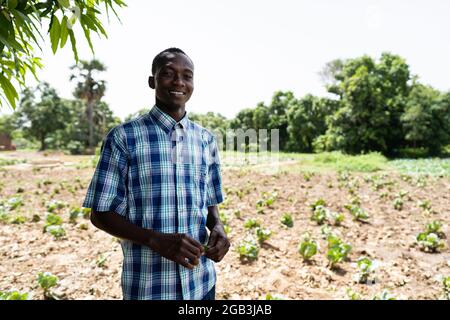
[6,195,23,210]
[0,290,29,300]
[255,227,272,244]
[443,276,450,300]
[237,238,259,262]
[353,257,378,284]
[37,271,58,299]
[317,53,411,155]
[326,235,352,268]
[0,0,126,109]
[244,218,260,229]
[344,203,369,222]
[46,225,66,239]
[312,152,387,172]
[311,205,328,225]
[416,222,446,253]
[280,213,293,227]
[401,84,450,155]
[373,290,397,300]
[298,233,318,261]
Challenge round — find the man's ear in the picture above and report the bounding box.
[148,76,155,89]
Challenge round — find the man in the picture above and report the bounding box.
[83,48,230,300]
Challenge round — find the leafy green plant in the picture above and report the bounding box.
[373,290,396,300]
[393,197,403,211]
[280,213,293,227]
[7,196,23,210]
[298,233,318,261]
[69,207,82,223]
[255,227,272,244]
[346,288,361,300]
[37,272,59,300]
[265,293,285,300]
[353,257,378,284]
[326,235,352,268]
[44,213,63,231]
[329,211,344,226]
[46,225,66,239]
[11,215,26,224]
[416,232,445,253]
[416,221,446,252]
[237,238,259,262]
[46,200,68,213]
[97,255,107,268]
[311,205,328,225]
[0,291,29,300]
[443,276,450,300]
[224,225,231,235]
[344,204,369,222]
[244,218,260,229]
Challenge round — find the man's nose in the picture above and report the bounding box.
[172,74,185,87]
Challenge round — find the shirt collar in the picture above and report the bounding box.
[149,105,189,134]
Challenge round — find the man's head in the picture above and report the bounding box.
[149,48,194,110]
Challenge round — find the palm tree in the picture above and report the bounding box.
[70,59,106,153]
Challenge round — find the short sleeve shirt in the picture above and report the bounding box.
[83,105,224,300]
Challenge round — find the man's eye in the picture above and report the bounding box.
[185,74,193,79]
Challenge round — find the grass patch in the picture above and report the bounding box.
[389,158,450,177]
[0,158,27,167]
[311,152,388,172]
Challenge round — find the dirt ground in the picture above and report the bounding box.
[0,151,449,300]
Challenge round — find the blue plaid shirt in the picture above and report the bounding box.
[83,105,224,300]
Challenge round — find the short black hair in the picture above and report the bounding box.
[151,47,193,75]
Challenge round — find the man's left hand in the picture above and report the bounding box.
[205,224,230,262]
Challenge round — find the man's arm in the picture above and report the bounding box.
[205,205,230,262]
[90,211,204,269]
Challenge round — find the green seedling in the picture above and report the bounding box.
[327,235,352,268]
[37,272,59,300]
[280,213,293,228]
[255,227,272,244]
[353,257,378,284]
[0,291,29,300]
[298,233,318,261]
[46,225,66,239]
[237,238,259,262]
[244,218,260,229]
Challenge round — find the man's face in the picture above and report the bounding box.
[149,52,194,109]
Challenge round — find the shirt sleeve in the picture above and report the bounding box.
[205,133,224,207]
[82,127,129,217]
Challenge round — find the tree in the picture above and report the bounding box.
[48,98,120,154]
[70,58,106,151]
[15,82,69,150]
[286,95,339,152]
[0,0,126,109]
[317,53,411,155]
[401,84,450,155]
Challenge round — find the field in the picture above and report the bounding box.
[0,151,449,300]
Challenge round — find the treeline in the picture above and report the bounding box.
[194,52,450,156]
[0,60,120,154]
[1,53,449,156]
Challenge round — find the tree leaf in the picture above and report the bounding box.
[56,0,70,9]
[7,0,18,9]
[60,16,69,48]
[49,16,61,54]
[68,29,78,63]
[0,73,18,109]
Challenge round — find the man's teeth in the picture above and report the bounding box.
[170,91,184,95]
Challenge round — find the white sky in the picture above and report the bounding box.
[3,0,450,120]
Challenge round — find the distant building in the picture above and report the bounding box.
[0,133,16,151]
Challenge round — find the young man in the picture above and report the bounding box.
[83,48,230,300]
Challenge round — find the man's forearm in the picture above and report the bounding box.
[90,210,159,249]
[206,205,222,231]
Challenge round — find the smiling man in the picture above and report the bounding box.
[83,48,229,300]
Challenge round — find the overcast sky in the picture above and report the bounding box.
[3,0,450,120]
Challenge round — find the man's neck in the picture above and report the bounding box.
[156,102,186,122]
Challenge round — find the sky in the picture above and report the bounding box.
[2,0,450,120]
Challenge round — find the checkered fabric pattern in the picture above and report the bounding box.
[83,105,224,300]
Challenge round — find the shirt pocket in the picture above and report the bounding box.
[191,163,208,208]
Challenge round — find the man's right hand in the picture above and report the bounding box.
[149,232,205,269]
